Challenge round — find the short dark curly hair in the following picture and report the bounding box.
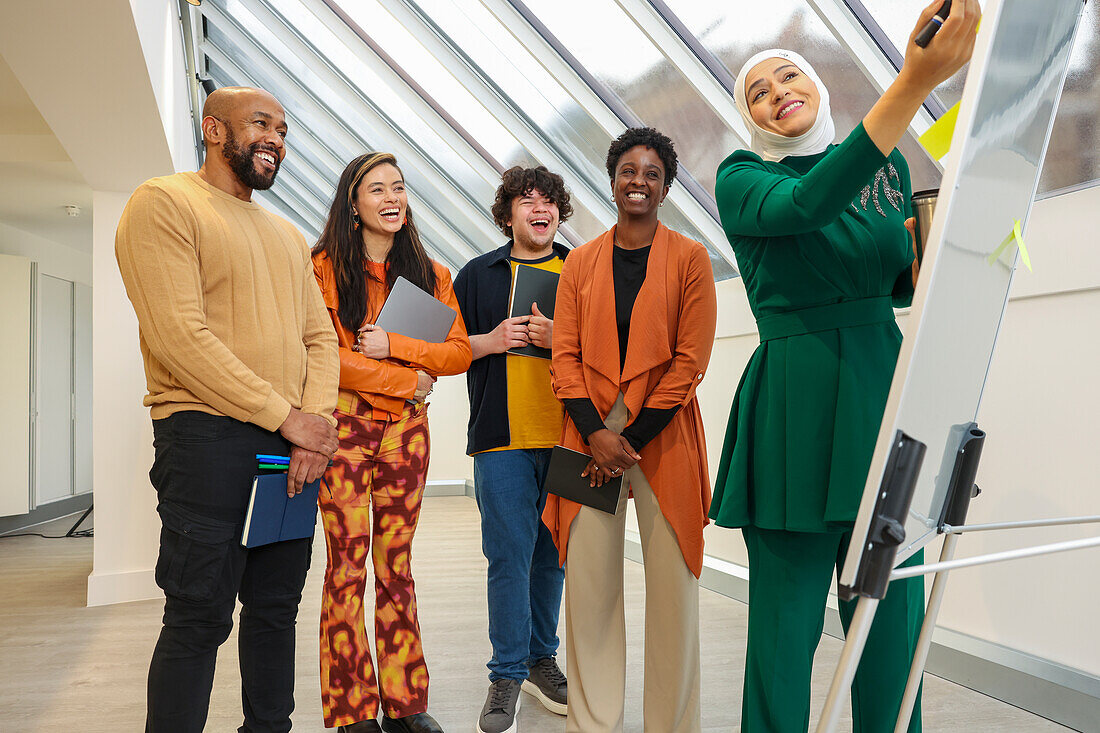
[491,166,574,238]
[605,127,677,188]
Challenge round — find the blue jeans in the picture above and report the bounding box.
[473,448,564,681]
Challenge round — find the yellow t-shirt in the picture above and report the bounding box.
[485,253,565,452]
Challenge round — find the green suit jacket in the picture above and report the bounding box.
[710,123,917,532]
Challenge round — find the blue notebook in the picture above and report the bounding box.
[241,474,322,548]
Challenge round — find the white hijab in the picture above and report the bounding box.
[734,49,837,162]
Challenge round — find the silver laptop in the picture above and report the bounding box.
[374,275,456,343]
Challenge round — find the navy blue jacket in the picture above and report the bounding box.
[453,241,571,455]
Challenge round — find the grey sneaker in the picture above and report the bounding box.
[521,657,567,716]
[477,678,521,733]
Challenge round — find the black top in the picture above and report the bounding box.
[562,244,678,453]
[613,244,651,371]
[453,240,571,455]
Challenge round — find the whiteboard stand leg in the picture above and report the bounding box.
[892,426,983,732]
[825,431,926,732]
[893,532,959,733]
[815,597,880,733]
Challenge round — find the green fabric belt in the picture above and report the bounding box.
[755,296,894,341]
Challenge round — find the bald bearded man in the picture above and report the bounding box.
[116,87,340,733]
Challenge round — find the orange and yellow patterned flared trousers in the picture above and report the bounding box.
[319,394,431,728]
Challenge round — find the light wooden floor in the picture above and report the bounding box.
[0,497,1068,732]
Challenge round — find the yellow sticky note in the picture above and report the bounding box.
[986,219,1032,271]
[919,102,960,160]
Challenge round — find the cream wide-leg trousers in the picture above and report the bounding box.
[564,395,701,733]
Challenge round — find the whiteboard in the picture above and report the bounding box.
[841,0,1087,589]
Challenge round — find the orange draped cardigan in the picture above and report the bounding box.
[544,222,717,577]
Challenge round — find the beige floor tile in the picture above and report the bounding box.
[0,498,1068,732]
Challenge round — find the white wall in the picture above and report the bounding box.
[87,190,161,606]
[425,374,475,484]
[692,185,1100,679]
[0,220,96,519]
[933,188,1100,678]
[0,255,34,517]
[0,0,196,605]
[129,0,199,174]
[0,220,92,285]
[83,0,197,604]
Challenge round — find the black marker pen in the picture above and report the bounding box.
[915,0,953,48]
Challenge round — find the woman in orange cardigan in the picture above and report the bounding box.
[312,152,471,733]
[545,128,717,733]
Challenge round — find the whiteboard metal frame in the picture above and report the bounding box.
[818,2,1092,731]
[840,0,1085,589]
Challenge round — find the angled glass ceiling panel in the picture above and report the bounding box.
[669,0,942,192]
[199,0,510,270]
[205,61,328,235]
[429,0,737,276]
[396,0,621,240]
[337,1,522,166]
[857,0,1100,196]
[194,0,810,278]
[416,0,622,181]
[852,0,978,112]
[327,0,615,248]
[525,0,743,197]
[325,0,737,278]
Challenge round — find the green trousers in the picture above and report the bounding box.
[741,526,924,733]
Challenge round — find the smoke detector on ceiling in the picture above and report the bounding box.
[65,205,81,218]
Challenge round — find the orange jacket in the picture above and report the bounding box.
[312,251,471,418]
[544,222,717,577]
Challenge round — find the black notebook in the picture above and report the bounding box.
[241,474,323,548]
[375,276,457,343]
[507,264,560,360]
[543,445,626,515]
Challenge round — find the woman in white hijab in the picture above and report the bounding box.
[708,2,980,731]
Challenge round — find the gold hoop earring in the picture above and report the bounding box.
[351,211,361,231]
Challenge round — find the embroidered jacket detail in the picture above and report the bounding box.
[852,162,903,217]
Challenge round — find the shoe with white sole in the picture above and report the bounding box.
[477,678,521,733]
[521,657,567,716]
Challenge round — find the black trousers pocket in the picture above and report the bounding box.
[155,502,238,603]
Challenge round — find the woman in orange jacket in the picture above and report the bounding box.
[545,128,717,733]
[312,152,471,733]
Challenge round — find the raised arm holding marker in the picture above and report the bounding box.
[915,0,953,48]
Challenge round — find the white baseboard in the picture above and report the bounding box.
[425,479,474,497]
[623,531,1099,731]
[87,568,161,607]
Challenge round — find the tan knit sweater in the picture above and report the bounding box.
[115,171,339,431]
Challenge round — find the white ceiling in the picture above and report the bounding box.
[0,53,92,253]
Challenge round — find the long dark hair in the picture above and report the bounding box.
[314,152,438,333]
